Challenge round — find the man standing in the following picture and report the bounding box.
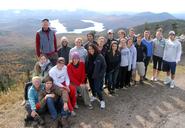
[163,31,182,88]
[36,19,58,65]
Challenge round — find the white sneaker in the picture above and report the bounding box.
[90,96,97,102]
[151,76,154,81]
[163,77,171,85]
[100,101,105,109]
[71,111,76,117]
[170,80,175,89]
[154,77,158,81]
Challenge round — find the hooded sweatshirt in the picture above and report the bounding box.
[163,38,182,63]
[69,46,87,62]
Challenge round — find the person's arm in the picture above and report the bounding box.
[176,42,182,63]
[132,48,137,69]
[81,62,86,84]
[28,87,37,111]
[128,50,131,71]
[36,32,40,57]
[65,68,70,87]
[54,33,57,52]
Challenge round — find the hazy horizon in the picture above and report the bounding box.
[0,0,185,14]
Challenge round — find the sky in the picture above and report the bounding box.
[0,0,185,13]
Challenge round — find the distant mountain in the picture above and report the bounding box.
[0,10,177,36]
[133,19,185,36]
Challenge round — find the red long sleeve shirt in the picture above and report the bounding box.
[67,62,86,86]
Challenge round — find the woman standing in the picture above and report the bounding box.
[67,52,93,109]
[85,44,107,109]
[105,41,121,94]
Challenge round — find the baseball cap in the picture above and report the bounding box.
[107,29,114,34]
[169,31,175,35]
[57,57,65,63]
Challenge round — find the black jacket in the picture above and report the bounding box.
[85,54,107,79]
[105,50,121,73]
[135,43,147,62]
[58,46,71,65]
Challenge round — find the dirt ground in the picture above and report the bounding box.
[0,73,185,128]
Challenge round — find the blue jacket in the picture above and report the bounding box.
[28,84,45,111]
[142,38,153,57]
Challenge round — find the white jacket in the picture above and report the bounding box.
[163,39,182,63]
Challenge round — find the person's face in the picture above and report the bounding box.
[108,33,114,39]
[40,56,47,64]
[127,40,133,47]
[98,38,105,47]
[57,61,65,70]
[61,39,68,46]
[156,31,162,39]
[33,79,41,89]
[112,43,118,51]
[75,39,82,48]
[137,37,142,44]
[88,46,95,55]
[129,30,135,37]
[144,31,150,39]
[45,81,53,90]
[42,21,49,30]
[120,38,127,48]
[87,34,94,42]
[118,32,125,39]
[72,58,79,65]
[169,34,175,41]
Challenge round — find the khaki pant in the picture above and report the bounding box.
[53,86,68,103]
[77,84,91,105]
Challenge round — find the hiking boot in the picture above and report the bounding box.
[34,115,45,126]
[60,117,70,128]
[24,115,33,127]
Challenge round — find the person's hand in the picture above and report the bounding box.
[63,102,68,111]
[31,110,38,118]
[47,94,55,98]
[63,86,70,92]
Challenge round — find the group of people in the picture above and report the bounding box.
[23,18,182,128]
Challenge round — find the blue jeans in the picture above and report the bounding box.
[94,78,104,101]
[46,97,57,120]
[107,68,119,91]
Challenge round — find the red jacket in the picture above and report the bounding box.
[67,62,86,86]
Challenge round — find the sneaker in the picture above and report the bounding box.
[164,77,171,85]
[154,77,158,81]
[87,104,93,110]
[151,76,154,81]
[170,80,175,89]
[74,104,79,109]
[100,101,105,109]
[90,96,97,102]
[71,111,76,117]
[144,77,148,81]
